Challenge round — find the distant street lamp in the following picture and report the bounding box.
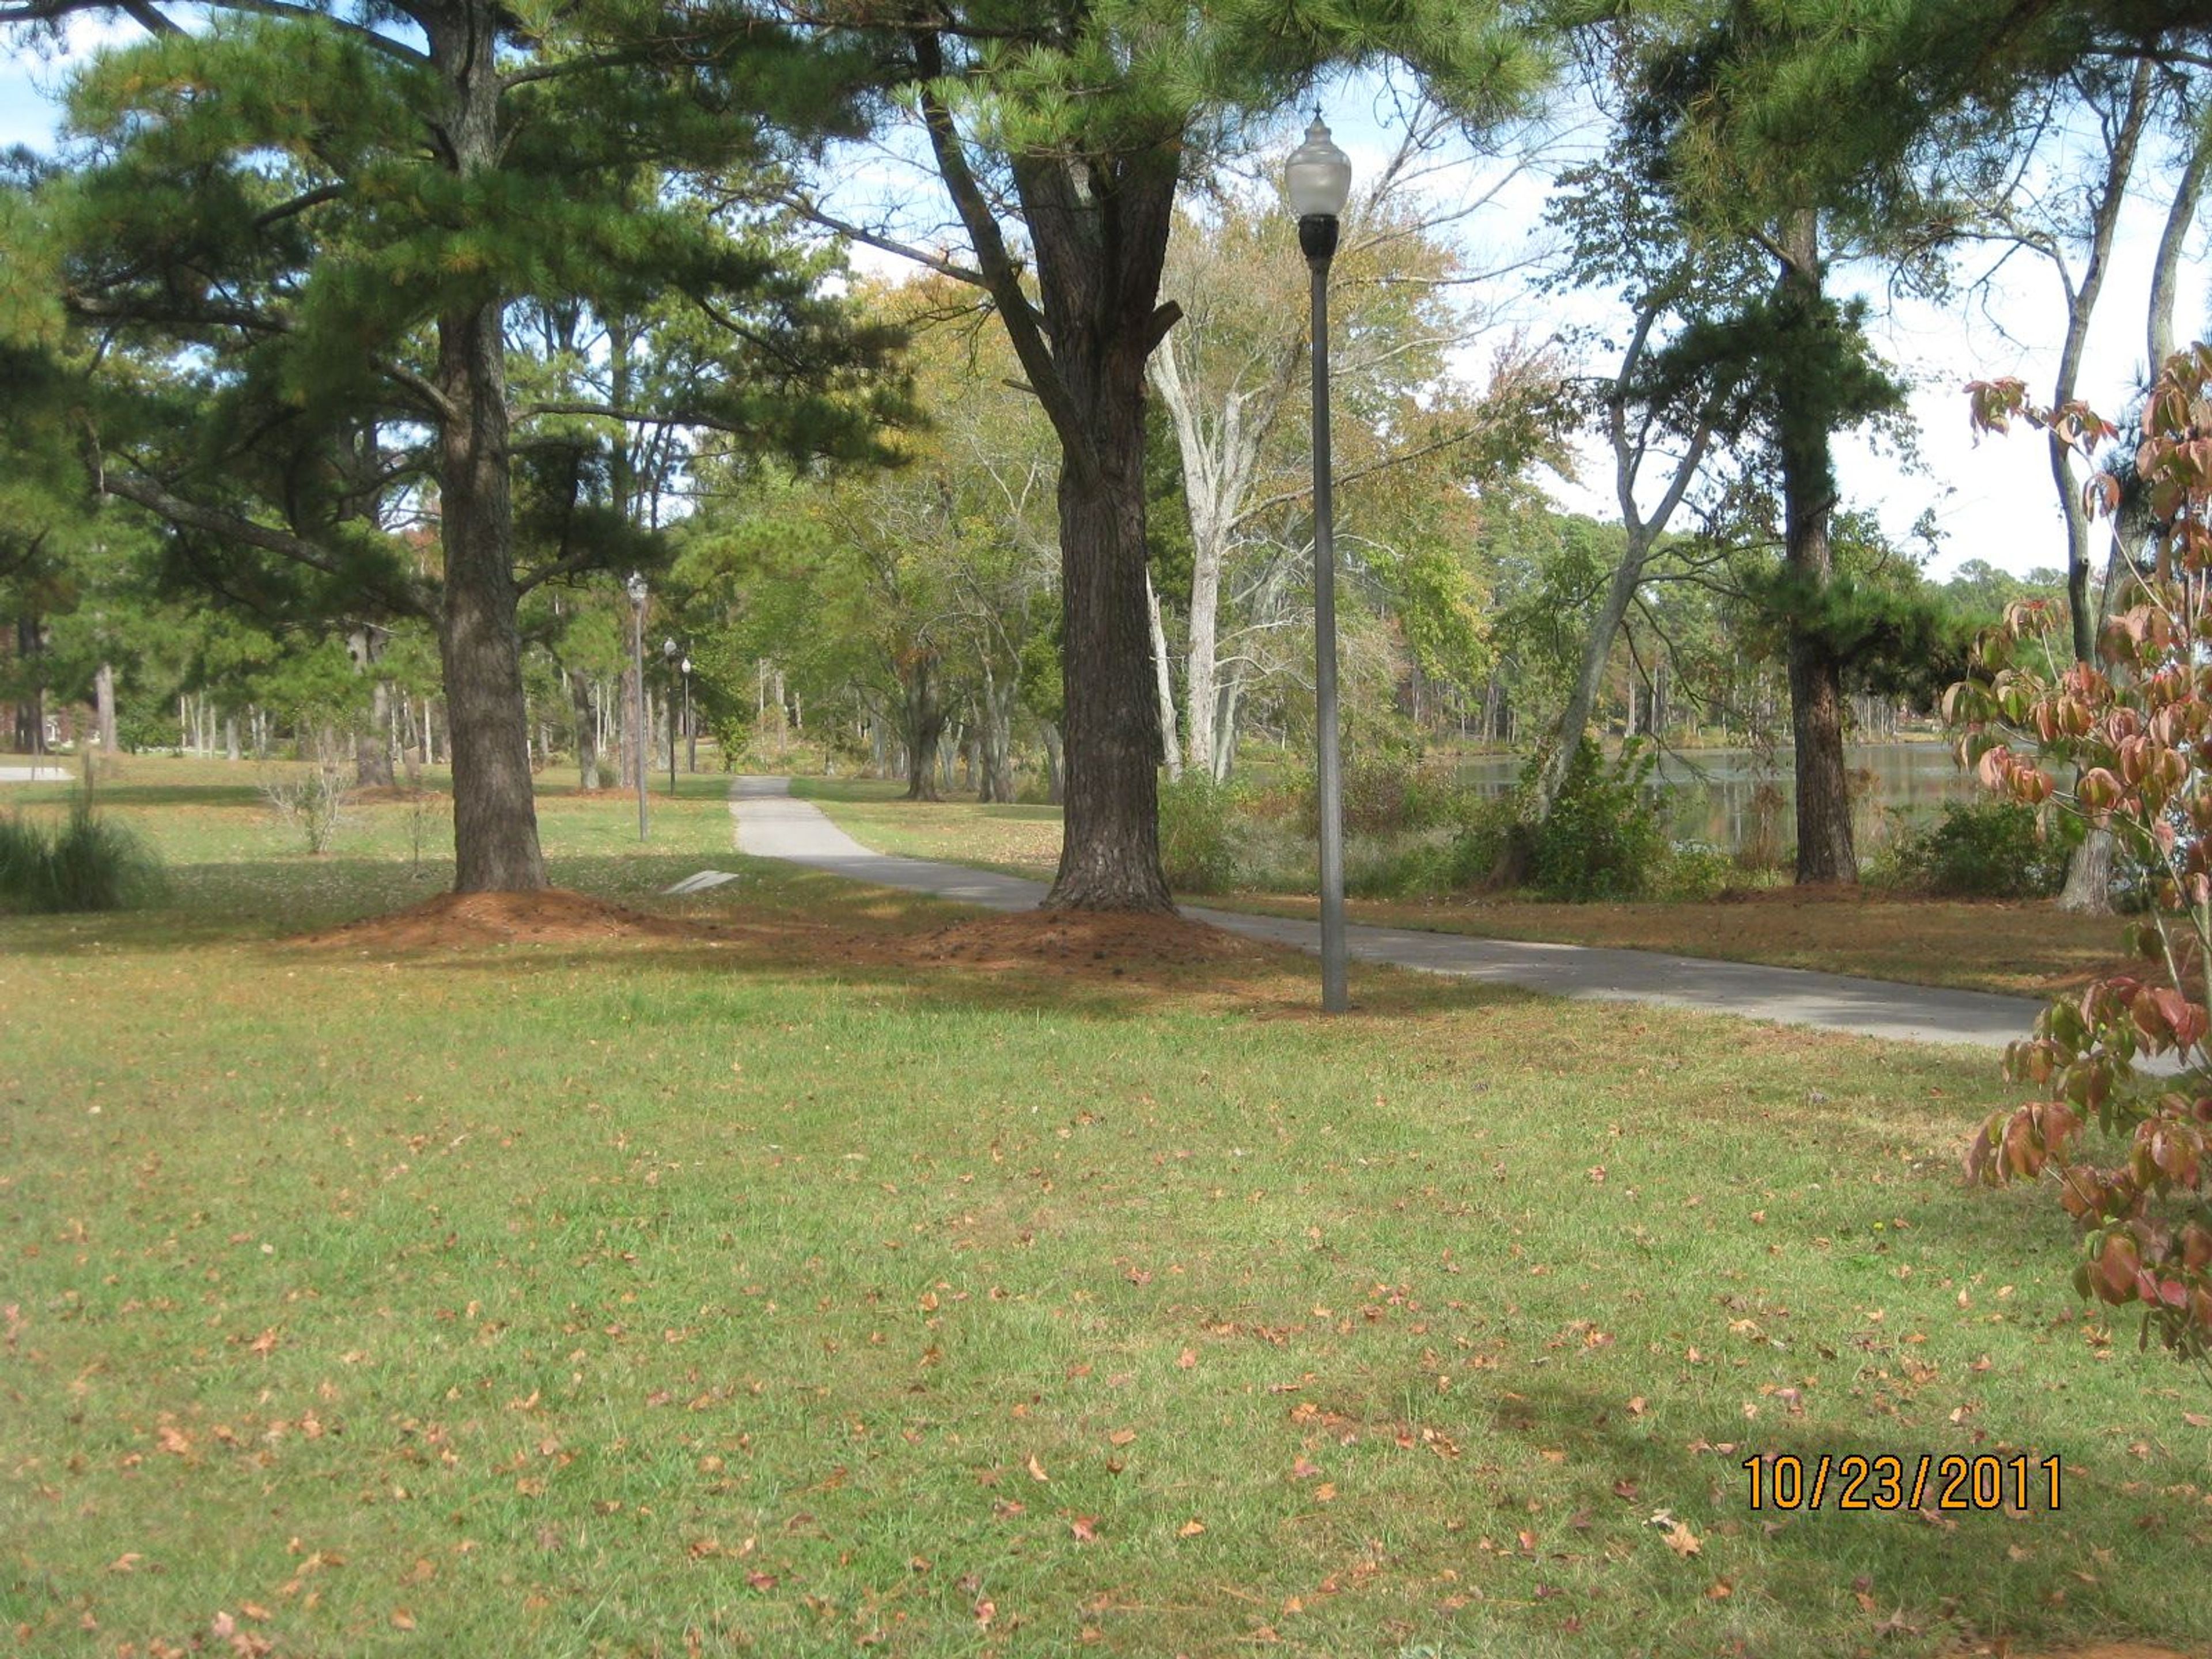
[662,637,681,796]
[625,570,649,842]
[1288,113,1353,1014]
[681,654,695,774]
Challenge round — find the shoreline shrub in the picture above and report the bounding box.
[1158,772,1243,893]
[1880,800,2067,899]
[1528,738,1666,901]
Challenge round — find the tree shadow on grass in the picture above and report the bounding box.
[1464,1374,2206,1656]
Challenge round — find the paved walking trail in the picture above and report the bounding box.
[729,776,2047,1051]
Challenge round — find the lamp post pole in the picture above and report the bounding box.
[662,638,680,796]
[626,571,649,842]
[681,656,694,774]
[1289,116,1352,1014]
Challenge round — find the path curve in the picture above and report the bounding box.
[729,777,2047,1051]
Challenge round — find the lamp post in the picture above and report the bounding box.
[662,637,681,796]
[625,570,649,842]
[1288,113,1352,1014]
[680,655,694,774]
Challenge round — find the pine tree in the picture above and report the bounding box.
[2,0,904,890]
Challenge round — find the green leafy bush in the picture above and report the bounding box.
[1301,744,1466,837]
[1528,739,1667,902]
[1158,772,1243,893]
[1883,801,2065,899]
[0,796,164,914]
[1658,843,1737,901]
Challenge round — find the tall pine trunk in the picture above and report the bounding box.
[1052,385,1172,908]
[924,75,1176,910]
[429,0,544,893]
[1777,210,1854,885]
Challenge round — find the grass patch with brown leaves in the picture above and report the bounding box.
[1,761,2206,1658]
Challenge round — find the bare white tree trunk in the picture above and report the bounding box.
[1146,567,1183,780]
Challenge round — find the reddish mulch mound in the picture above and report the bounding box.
[291,892,1284,991]
[297,888,710,950]
[909,909,1270,975]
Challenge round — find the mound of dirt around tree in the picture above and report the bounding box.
[910,909,1269,975]
[298,888,709,950]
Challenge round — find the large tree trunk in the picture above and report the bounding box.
[94,661,116,753]
[1052,389,1174,908]
[572,673,600,791]
[924,75,1175,910]
[1777,210,1855,885]
[978,663,1017,804]
[437,290,545,891]
[13,616,41,755]
[357,680,396,789]
[426,1,544,893]
[901,653,945,802]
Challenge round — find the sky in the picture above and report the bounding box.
[1,26,2199,584]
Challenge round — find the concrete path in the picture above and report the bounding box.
[729,777,2048,1051]
[0,764,71,783]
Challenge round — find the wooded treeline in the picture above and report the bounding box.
[0,0,2202,902]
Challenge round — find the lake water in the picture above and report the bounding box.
[1456,740,1982,857]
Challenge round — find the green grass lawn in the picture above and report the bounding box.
[3,759,2209,1657]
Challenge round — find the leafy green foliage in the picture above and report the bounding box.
[1959,349,2212,1365]
[1527,738,1668,902]
[1157,772,1243,894]
[1883,801,2067,899]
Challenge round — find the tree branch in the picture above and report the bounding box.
[100,470,437,618]
[768,192,991,289]
[908,29,1099,489]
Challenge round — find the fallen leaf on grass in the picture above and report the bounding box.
[1176,1348,1197,1369]
[1108,1429,1137,1447]
[1663,1521,1702,1558]
[389,1609,415,1631]
[1178,1519,1206,1537]
[1027,1454,1050,1483]
[1291,1457,1321,1479]
[1070,1516,1100,1543]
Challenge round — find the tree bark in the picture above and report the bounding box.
[913,57,1173,910]
[900,652,944,802]
[1146,566,1182,780]
[1777,210,1855,885]
[94,661,116,753]
[2149,114,2211,370]
[422,0,544,892]
[573,673,600,791]
[978,663,1017,804]
[357,679,396,789]
[13,616,41,755]
[1039,718,1065,805]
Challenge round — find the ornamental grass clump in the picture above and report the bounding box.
[1955,346,2212,1365]
[0,792,164,914]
